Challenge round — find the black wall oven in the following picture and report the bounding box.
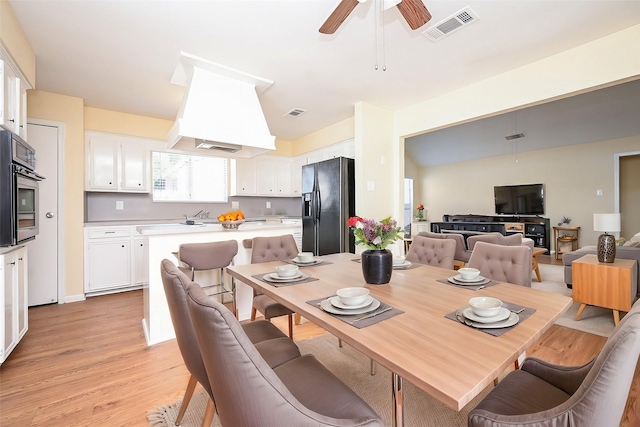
[0,131,45,247]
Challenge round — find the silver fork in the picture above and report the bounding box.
[352,306,392,322]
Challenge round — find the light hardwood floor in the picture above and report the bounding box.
[1,258,639,426]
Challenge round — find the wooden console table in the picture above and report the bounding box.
[572,254,638,325]
[553,226,580,260]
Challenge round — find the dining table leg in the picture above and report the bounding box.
[392,373,404,427]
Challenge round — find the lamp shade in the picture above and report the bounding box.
[593,213,621,233]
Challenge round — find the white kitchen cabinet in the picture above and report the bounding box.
[0,48,32,139]
[229,157,257,196]
[256,158,276,195]
[256,156,294,196]
[291,157,305,196]
[85,131,150,193]
[1,246,28,365]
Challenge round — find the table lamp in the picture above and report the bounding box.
[593,213,620,263]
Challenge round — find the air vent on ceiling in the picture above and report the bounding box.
[421,7,479,42]
[505,133,525,141]
[284,108,307,117]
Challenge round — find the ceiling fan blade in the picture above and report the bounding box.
[319,0,360,34]
[396,0,432,30]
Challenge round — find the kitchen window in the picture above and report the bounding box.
[151,151,227,202]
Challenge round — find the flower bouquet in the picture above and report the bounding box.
[416,204,425,221]
[348,216,404,284]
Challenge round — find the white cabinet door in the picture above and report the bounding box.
[256,158,276,196]
[87,240,131,292]
[274,158,292,196]
[230,158,257,195]
[2,254,15,361]
[15,247,27,341]
[121,141,149,192]
[87,134,118,190]
[18,80,27,140]
[2,66,20,134]
[290,157,305,196]
[133,236,148,285]
[0,247,28,365]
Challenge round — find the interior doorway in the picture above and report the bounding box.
[615,151,640,239]
[403,178,413,236]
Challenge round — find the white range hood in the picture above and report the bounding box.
[167,52,276,158]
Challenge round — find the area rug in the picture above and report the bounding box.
[532,263,616,337]
[148,333,498,427]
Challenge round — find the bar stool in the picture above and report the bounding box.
[178,240,239,315]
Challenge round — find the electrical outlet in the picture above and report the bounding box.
[231,201,239,209]
[266,201,271,209]
[116,200,124,210]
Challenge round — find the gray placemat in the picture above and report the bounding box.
[282,259,332,268]
[252,273,319,287]
[350,257,422,270]
[444,301,536,337]
[436,277,499,291]
[307,295,403,329]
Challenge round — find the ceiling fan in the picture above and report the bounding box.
[319,0,432,34]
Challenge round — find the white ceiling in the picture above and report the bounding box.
[9,0,640,148]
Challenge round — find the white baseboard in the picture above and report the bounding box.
[64,294,86,303]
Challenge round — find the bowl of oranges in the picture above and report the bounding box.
[217,210,246,229]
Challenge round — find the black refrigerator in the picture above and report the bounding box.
[302,157,355,255]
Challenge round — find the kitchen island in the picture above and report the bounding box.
[137,221,301,345]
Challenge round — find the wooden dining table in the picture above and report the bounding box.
[227,253,572,427]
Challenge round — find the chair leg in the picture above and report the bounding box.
[338,338,343,347]
[514,359,520,370]
[287,314,293,339]
[175,374,198,425]
[294,313,302,325]
[200,397,216,427]
[250,306,257,321]
[493,378,499,386]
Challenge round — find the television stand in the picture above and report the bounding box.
[431,214,550,252]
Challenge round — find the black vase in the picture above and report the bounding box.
[361,249,393,284]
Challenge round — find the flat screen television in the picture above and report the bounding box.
[494,184,545,215]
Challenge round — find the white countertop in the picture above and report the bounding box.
[136,221,300,236]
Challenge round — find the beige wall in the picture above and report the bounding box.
[290,117,354,156]
[28,90,85,298]
[0,0,35,86]
[620,154,640,239]
[417,135,640,251]
[84,107,173,139]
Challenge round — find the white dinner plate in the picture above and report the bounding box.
[320,297,380,315]
[465,312,519,329]
[292,257,323,266]
[262,272,306,283]
[462,306,510,323]
[447,276,491,286]
[453,274,485,283]
[330,295,374,310]
[393,260,413,269]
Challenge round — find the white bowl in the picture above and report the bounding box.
[459,267,480,280]
[469,297,502,317]
[274,264,299,278]
[336,287,370,306]
[298,252,314,262]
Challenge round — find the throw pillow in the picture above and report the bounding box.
[631,232,640,243]
[623,240,640,248]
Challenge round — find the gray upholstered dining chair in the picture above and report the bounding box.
[178,240,238,312]
[467,241,533,287]
[185,281,385,427]
[417,231,471,265]
[468,298,640,427]
[250,234,300,338]
[160,259,301,427]
[467,232,535,251]
[406,235,456,270]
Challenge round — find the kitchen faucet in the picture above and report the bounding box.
[186,209,208,219]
